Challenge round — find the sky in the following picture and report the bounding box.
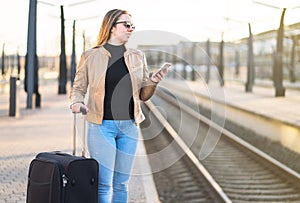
[0,0,300,56]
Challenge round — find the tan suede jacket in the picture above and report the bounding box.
[70,46,157,125]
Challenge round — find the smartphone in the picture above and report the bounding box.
[153,62,172,76]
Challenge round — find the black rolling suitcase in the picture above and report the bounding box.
[26,109,98,203]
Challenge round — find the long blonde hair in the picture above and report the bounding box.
[96,9,131,46]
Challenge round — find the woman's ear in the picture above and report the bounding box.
[110,26,115,33]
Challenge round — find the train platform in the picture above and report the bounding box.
[0,79,160,203]
[163,78,300,125]
[160,78,300,155]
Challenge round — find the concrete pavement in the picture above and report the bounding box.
[2,76,299,202]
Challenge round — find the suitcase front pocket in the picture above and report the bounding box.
[26,159,62,203]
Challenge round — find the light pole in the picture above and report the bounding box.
[58,4,67,94]
[219,32,224,86]
[273,8,286,96]
[17,48,21,80]
[224,17,254,92]
[25,0,38,109]
[70,15,100,86]
[1,43,5,77]
[38,0,96,94]
[289,35,297,83]
[191,42,196,81]
[246,23,254,92]
[253,1,300,96]
[82,31,86,52]
[70,20,76,86]
[205,39,211,84]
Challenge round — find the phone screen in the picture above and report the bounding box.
[153,63,172,77]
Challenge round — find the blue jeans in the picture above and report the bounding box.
[87,120,139,203]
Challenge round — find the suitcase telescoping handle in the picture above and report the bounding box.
[73,107,87,157]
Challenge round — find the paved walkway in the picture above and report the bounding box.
[1,76,300,202]
[0,79,159,203]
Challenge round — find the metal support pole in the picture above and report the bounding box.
[58,5,67,94]
[26,0,37,109]
[183,62,187,80]
[183,44,187,80]
[245,23,254,92]
[82,31,86,52]
[172,46,177,79]
[219,33,224,86]
[289,36,297,83]
[35,55,41,108]
[17,50,21,80]
[8,76,20,117]
[71,20,76,86]
[9,76,18,117]
[1,44,5,77]
[191,43,196,81]
[205,39,211,83]
[273,8,286,97]
[9,54,15,76]
[235,50,240,77]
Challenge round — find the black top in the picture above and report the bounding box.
[103,43,134,120]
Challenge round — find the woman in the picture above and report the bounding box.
[70,9,168,203]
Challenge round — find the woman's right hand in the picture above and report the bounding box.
[70,102,89,113]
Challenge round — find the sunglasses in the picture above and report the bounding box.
[114,21,135,30]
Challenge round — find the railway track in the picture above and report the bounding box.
[140,88,300,203]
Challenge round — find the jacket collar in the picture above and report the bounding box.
[98,46,111,57]
[97,44,139,58]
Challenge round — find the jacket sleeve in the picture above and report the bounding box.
[139,53,157,101]
[69,53,88,105]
